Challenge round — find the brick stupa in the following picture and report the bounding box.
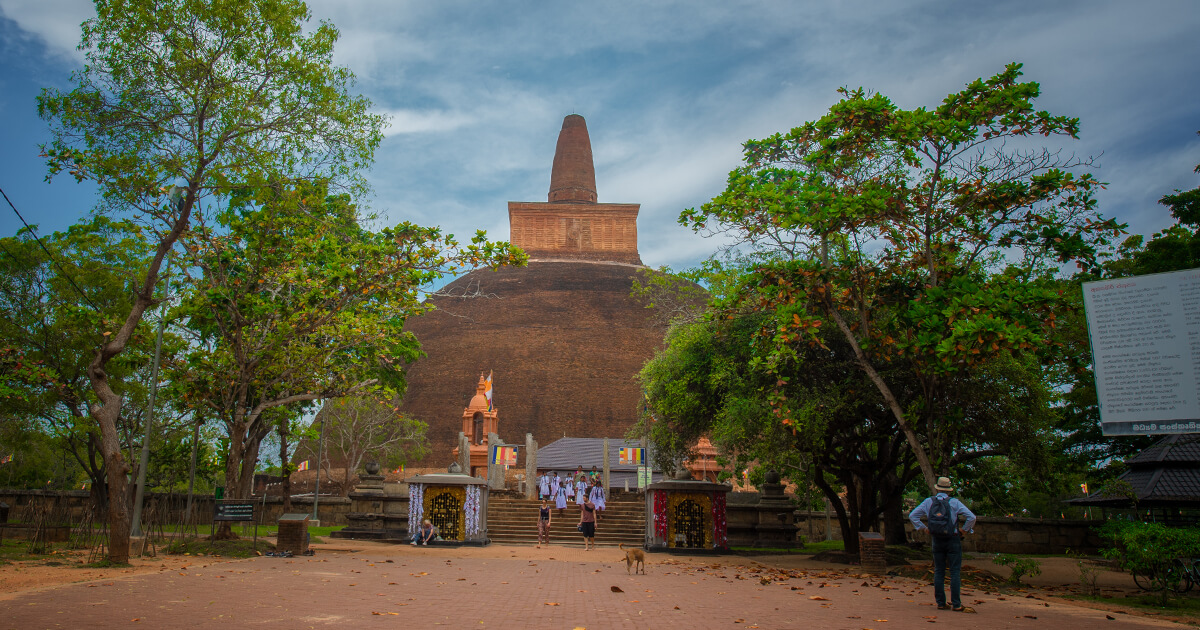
[400,115,665,465]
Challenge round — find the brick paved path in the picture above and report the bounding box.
[0,544,1186,629]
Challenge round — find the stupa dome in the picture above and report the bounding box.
[399,115,676,463]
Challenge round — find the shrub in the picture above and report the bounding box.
[1066,548,1102,596]
[1100,520,1200,606]
[993,553,1042,585]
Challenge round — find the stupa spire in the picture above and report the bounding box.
[547,114,598,203]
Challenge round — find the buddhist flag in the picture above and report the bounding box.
[619,447,644,465]
[0,454,11,464]
[296,460,309,472]
[491,445,517,466]
[484,371,494,411]
[394,464,405,474]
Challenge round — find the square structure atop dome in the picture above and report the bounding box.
[507,114,642,265]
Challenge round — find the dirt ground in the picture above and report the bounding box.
[0,543,1139,596]
[0,546,240,595]
[0,540,1190,627]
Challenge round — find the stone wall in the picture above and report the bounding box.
[792,510,1103,555]
[736,492,1105,555]
[0,490,352,527]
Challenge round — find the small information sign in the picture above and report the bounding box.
[213,501,255,522]
[637,466,652,489]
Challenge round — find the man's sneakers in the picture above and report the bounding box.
[937,604,951,610]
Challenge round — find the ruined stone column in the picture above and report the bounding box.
[602,438,611,495]
[525,433,538,499]
[488,432,505,490]
[458,432,470,476]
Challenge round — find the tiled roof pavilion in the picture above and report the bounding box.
[1075,433,1200,507]
[534,437,667,486]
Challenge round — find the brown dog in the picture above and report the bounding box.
[619,543,645,575]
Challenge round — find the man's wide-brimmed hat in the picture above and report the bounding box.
[935,476,954,493]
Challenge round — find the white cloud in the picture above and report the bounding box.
[381,108,472,135]
[0,0,93,61]
[2,0,1198,270]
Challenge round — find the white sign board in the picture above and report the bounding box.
[1083,267,1200,435]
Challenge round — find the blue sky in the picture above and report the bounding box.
[1,0,1198,271]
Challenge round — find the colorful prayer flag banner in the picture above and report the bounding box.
[0,454,11,464]
[296,460,309,472]
[485,371,494,412]
[491,445,517,466]
[394,464,405,474]
[619,447,645,465]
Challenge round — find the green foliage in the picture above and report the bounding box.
[176,181,522,500]
[1101,520,1200,605]
[38,0,385,204]
[993,553,1042,584]
[35,0,392,563]
[0,218,163,488]
[678,63,1122,491]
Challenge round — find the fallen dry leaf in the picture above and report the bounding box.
[545,602,560,606]
[611,586,624,593]
[809,596,829,601]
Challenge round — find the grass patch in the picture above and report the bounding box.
[801,539,845,553]
[254,525,343,538]
[1062,591,1200,614]
[164,536,273,558]
[730,539,847,555]
[0,538,56,564]
[83,558,130,569]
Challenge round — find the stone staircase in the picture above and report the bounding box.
[486,493,646,547]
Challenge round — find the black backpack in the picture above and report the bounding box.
[926,496,958,538]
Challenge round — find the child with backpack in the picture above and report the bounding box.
[909,476,977,612]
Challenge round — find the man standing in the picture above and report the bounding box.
[909,476,976,612]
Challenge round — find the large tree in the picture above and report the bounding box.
[304,397,429,496]
[177,183,520,525]
[0,219,163,508]
[38,0,386,562]
[682,63,1122,491]
[636,269,1054,553]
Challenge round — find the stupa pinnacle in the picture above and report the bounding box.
[547,114,598,203]
[509,114,641,265]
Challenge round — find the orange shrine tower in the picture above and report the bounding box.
[452,374,499,478]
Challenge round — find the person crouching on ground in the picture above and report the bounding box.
[579,499,597,550]
[909,476,976,612]
[411,519,437,546]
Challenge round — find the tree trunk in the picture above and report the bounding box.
[879,469,909,545]
[96,403,131,563]
[814,471,858,557]
[278,422,292,512]
[86,187,195,562]
[825,304,937,490]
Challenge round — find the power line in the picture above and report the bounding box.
[0,185,103,313]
